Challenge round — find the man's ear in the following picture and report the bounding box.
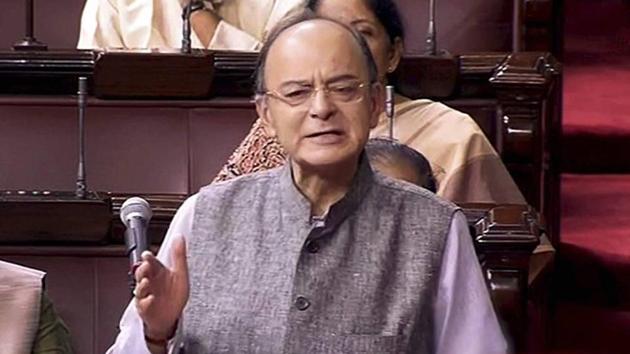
[387,37,404,73]
[256,96,277,138]
[369,82,384,129]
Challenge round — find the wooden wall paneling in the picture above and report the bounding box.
[0,103,80,190]
[188,102,258,192]
[95,256,133,354]
[522,0,557,53]
[394,0,514,54]
[0,99,190,194]
[0,0,83,49]
[80,103,190,194]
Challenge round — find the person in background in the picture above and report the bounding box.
[215,0,525,205]
[106,12,507,354]
[78,0,304,50]
[365,137,437,192]
[0,260,73,354]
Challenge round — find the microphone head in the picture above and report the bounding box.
[120,197,153,227]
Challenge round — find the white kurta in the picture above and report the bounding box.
[78,0,305,50]
[0,261,45,354]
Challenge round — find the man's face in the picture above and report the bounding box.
[258,20,382,170]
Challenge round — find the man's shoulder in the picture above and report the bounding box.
[371,172,458,214]
[198,167,283,198]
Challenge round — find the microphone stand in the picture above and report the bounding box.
[76,77,88,199]
[385,85,395,139]
[395,0,458,99]
[425,0,437,56]
[512,0,522,52]
[181,1,194,54]
[13,0,47,51]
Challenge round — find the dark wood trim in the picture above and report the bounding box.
[0,95,254,108]
[490,52,562,244]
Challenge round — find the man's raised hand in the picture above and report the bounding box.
[134,236,190,341]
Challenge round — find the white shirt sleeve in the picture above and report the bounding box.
[433,210,509,354]
[208,20,262,51]
[106,194,198,354]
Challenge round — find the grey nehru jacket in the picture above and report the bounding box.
[182,156,458,353]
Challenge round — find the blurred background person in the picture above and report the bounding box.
[0,260,73,354]
[365,137,437,192]
[78,0,304,50]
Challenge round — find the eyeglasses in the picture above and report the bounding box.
[264,81,368,107]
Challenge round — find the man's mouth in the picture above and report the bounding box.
[305,129,343,138]
[304,129,345,144]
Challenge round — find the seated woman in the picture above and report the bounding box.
[365,137,437,193]
[215,0,526,205]
[78,0,304,50]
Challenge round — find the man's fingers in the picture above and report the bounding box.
[134,277,151,299]
[134,252,163,283]
[172,236,189,277]
[141,250,155,262]
[135,294,156,317]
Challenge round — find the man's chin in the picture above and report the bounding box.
[293,151,360,171]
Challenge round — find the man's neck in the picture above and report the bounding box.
[290,159,359,217]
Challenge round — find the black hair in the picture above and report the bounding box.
[254,9,378,95]
[365,137,437,192]
[306,0,405,43]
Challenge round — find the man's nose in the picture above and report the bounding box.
[308,88,336,120]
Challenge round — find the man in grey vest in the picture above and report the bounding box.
[107,11,507,354]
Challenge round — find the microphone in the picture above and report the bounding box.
[120,197,152,291]
[385,85,395,139]
[425,0,437,55]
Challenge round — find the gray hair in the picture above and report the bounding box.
[254,9,379,95]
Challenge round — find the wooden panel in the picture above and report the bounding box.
[83,105,189,193]
[189,104,257,191]
[394,0,514,54]
[0,104,79,190]
[95,257,132,354]
[0,99,190,193]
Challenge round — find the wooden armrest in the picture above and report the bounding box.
[461,202,545,350]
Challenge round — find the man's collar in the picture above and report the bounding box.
[278,153,374,230]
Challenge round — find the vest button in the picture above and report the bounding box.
[295,296,310,311]
[305,240,319,253]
